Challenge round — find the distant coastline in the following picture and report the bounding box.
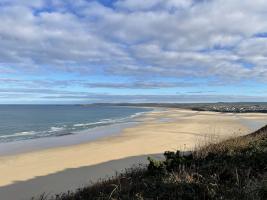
[89,102,267,113]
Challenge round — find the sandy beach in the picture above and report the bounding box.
[0,108,267,200]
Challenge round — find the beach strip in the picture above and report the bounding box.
[0,109,267,200]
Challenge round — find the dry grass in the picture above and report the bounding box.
[34,126,267,200]
[195,125,267,159]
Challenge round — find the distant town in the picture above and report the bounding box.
[189,103,267,113]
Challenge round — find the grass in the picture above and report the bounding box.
[34,126,267,200]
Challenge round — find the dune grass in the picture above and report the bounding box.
[34,126,267,200]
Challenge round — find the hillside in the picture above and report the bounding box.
[35,126,267,200]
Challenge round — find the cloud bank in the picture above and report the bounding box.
[0,0,267,102]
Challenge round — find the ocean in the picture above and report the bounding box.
[0,105,151,143]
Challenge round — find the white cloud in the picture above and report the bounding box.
[0,0,267,83]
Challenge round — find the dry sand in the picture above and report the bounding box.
[0,108,266,199]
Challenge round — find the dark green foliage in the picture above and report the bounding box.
[147,156,166,175]
[163,151,194,171]
[35,128,267,200]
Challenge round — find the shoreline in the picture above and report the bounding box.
[0,108,267,199]
[0,105,153,144]
[0,107,157,156]
[0,122,138,157]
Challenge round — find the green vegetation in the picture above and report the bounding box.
[35,126,267,200]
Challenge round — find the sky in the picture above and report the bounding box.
[0,0,267,104]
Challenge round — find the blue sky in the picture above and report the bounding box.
[0,0,267,103]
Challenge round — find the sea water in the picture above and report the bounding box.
[0,105,151,143]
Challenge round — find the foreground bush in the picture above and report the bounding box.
[34,126,267,200]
